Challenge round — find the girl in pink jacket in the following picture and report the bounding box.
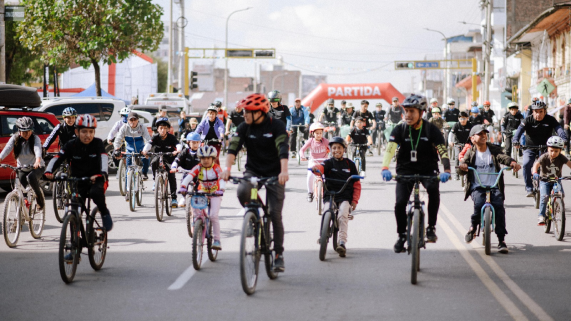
[301,123,330,202]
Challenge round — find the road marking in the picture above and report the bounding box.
[168,262,207,290]
[439,204,554,321]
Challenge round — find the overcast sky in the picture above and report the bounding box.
[152,0,481,96]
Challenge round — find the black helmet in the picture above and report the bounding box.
[341,100,346,104]
[268,90,282,102]
[328,136,347,149]
[214,101,222,108]
[326,98,334,105]
[531,100,546,110]
[402,94,427,112]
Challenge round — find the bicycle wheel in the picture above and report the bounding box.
[240,210,260,295]
[319,210,332,261]
[535,190,540,209]
[544,201,552,234]
[192,218,204,270]
[3,192,21,248]
[118,160,126,196]
[136,175,143,206]
[263,219,278,280]
[355,158,361,174]
[129,172,136,212]
[52,180,65,223]
[332,215,338,252]
[165,176,173,216]
[186,199,193,237]
[28,191,45,239]
[411,208,420,285]
[207,222,218,262]
[87,207,107,271]
[59,213,79,284]
[483,207,492,255]
[155,176,164,221]
[316,180,323,215]
[553,197,566,241]
[377,136,382,155]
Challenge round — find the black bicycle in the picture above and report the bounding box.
[147,152,175,221]
[52,173,108,284]
[46,152,71,223]
[523,145,547,209]
[229,175,279,295]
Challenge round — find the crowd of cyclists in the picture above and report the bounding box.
[2,89,570,283]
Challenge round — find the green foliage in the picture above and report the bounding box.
[17,0,164,95]
[144,52,168,93]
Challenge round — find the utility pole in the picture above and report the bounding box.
[483,0,493,102]
[167,0,172,93]
[0,0,5,84]
[225,7,252,107]
[178,0,185,95]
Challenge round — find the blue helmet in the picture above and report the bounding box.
[186,132,201,142]
[62,107,77,117]
[470,107,480,114]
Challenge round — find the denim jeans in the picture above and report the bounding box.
[470,188,507,239]
[539,180,564,217]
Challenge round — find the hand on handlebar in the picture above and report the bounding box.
[220,169,230,181]
[301,157,307,161]
[533,173,539,180]
[511,161,521,172]
[440,172,451,183]
[381,169,392,181]
[114,150,122,159]
[458,163,468,172]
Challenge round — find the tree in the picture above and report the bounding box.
[144,52,167,93]
[5,21,38,84]
[17,0,164,96]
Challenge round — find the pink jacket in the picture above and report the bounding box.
[300,138,329,161]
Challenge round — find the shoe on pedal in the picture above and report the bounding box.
[537,216,546,226]
[498,241,509,254]
[212,240,222,250]
[124,194,129,202]
[336,241,346,257]
[102,213,113,232]
[142,173,149,181]
[426,226,438,243]
[393,234,407,253]
[454,174,460,181]
[291,152,296,158]
[64,253,74,263]
[307,192,314,202]
[526,190,534,198]
[171,199,178,208]
[465,226,476,243]
[273,254,285,272]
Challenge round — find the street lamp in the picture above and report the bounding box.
[424,28,449,103]
[271,72,289,91]
[224,7,252,107]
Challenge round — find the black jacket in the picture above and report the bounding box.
[43,123,77,149]
[46,137,107,178]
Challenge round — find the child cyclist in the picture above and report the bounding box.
[300,123,329,202]
[532,136,571,225]
[43,107,78,151]
[171,132,201,206]
[0,117,46,212]
[346,116,373,176]
[311,137,361,257]
[45,115,113,231]
[113,111,151,185]
[178,145,225,250]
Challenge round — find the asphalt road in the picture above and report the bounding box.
[0,153,570,321]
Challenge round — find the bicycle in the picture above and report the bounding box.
[349,143,367,176]
[1,164,45,247]
[463,167,511,255]
[312,170,361,261]
[176,168,196,237]
[117,156,127,196]
[508,130,519,178]
[186,190,222,270]
[540,176,570,241]
[291,124,307,165]
[123,152,145,212]
[147,152,174,221]
[524,145,547,209]
[393,174,440,285]
[229,175,279,295]
[323,121,338,140]
[52,173,107,284]
[47,152,71,223]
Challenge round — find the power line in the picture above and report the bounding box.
[282,61,393,76]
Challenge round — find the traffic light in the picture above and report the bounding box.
[395,62,415,70]
[189,71,198,90]
[504,85,517,102]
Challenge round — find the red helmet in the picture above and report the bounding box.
[75,114,97,128]
[484,101,491,106]
[237,94,269,113]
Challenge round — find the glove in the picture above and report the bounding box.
[382,169,392,181]
[533,173,539,180]
[113,150,122,158]
[440,172,451,183]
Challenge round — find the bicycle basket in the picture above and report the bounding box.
[190,195,208,209]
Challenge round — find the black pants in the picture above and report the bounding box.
[78,179,109,216]
[504,133,513,157]
[289,125,308,152]
[352,146,367,171]
[151,158,177,200]
[18,167,45,208]
[566,128,571,154]
[394,178,440,234]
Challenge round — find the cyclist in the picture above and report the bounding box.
[171,132,201,206]
[107,107,130,145]
[469,105,485,125]
[442,98,460,122]
[372,102,386,147]
[428,107,446,131]
[426,98,438,120]
[225,103,245,136]
[43,107,78,151]
[267,90,291,128]
[300,123,329,202]
[142,117,180,208]
[387,97,405,125]
[151,105,168,134]
[214,101,228,125]
[532,136,571,225]
[451,111,473,179]
[481,101,495,125]
[113,111,151,183]
[340,100,347,109]
[458,125,520,253]
[45,114,113,231]
[319,98,340,134]
[221,93,289,272]
[178,111,189,139]
[0,117,46,212]
[346,116,373,176]
[562,98,571,155]
[311,136,362,257]
[351,100,376,156]
[179,145,225,250]
[288,97,310,158]
[501,102,524,157]
[196,105,225,164]
[188,118,198,133]
[381,94,451,253]
[513,100,566,196]
[340,103,355,126]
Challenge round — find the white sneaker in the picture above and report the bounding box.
[360,171,366,177]
[537,216,546,226]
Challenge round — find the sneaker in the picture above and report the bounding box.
[393,234,407,253]
[465,226,476,243]
[64,253,74,263]
[143,173,149,181]
[454,174,460,181]
[498,241,509,254]
[336,241,346,257]
[273,254,285,272]
[171,199,178,208]
[102,213,113,231]
[367,150,373,156]
[526,191,534,198]
[537,216,546,226]
[291,151,297,158]
[124,193,129,202]
[426,226,438,243]
[152,182,155,191]
[212,240,222,250]
[307,192,314,202]
[360,171,366,177]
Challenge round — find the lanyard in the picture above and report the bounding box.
[408,122,423,151]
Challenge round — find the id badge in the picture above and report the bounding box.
[410,150,418,162]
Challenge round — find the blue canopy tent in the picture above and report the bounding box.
[72,84,130,104]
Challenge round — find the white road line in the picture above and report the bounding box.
[168,262,207,290]
[440,204,554,321]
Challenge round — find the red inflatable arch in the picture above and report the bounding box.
[301,83,406,113]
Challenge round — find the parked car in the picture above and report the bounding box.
[0,85,60,193]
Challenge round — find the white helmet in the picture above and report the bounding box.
[429,98,438,104]
[309,123,325,133]
[197,145,217,158]
[547,136,565,149]
[119,107,131,116]
[447,98,456,105]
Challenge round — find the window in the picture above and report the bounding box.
[71,103,101,120]
[167,111,179,118]
[101,103,114,121]
[44,105,67,121]
[1,116,19,136]
[0,115,55,136]
[34,117,55,135]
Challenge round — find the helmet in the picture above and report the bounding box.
[375,102,382,107]
[155,117,171,128]
[309,123,325,133]
[429,98,438,104]
[15,116,34,131]
[471,101,478,107]
[62,107,77,117]
[76,114,97,128]
[214,101,222,108]
[267,90,282,102]
[207,104,218,113]
[507,102,519,109]
[484,100,491,106]
[402,94,427,111]
[432,107,441,114]
[197,145,217,158]
[119,107,131,116]
[237,94,269,113]
[447,98,456,105]
[532,97,539,102]
[186,132,201,142]
[531,100,546,110]
[470,107,480,114]
[341,100,346,104]
[392,97,399,102]
[328,136,347,149]
[547,136,565,149]
[326,98,334,105]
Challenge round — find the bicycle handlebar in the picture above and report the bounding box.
[186,191,223,197]
[349,143,369,147]
[309,169,363,195]
[146,152,174,156]
[0,164,33,171]
[49,172,91,182]
[393,174,440,182]
[465,166,511,188]
[228,175,278,186]
[539,176,571,182]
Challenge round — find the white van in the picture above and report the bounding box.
[145,93,194,114]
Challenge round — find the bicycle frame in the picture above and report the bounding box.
[189,192,221,243]
[467,167,510,233]
[2,165,36,222]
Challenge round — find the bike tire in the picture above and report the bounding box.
[411,209,420,285]
[332,224,338,252]
[165,176,172,216]
[28,191,45,239]
[355,159,361,174]
[59,213,79,284]
[263,219,279,280]
[544,201,552,234]
[186,198,193,237]
[3,192,21,248]
[553,198,566,241]
[535,190,540,210]
[377,138,381,156]
[316,180,323,215]
[118,160,126,196]
[484,207,492,255]
[155,176,164,221]
[240,210,260,295]
[136,175,143,206]
[52,180,65,223]
[87,207,107,271]
[129,172,136,212]
[192,218,204,270]
[319,210,332,261]
[208,222,218,262]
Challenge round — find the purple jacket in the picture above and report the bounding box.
[196,117,225,140]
